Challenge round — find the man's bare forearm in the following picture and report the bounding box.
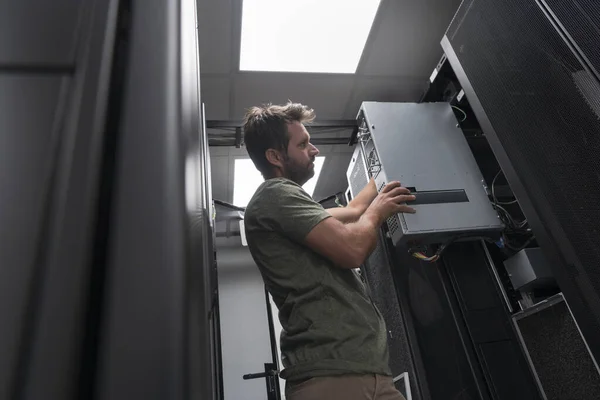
[338,208,383,268]
[348,178,377,215]
[308,181,414,269]
[327,179,378,223]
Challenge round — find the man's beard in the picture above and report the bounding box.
[283,156,315,186]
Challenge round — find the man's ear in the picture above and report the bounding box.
[265,148,284,169]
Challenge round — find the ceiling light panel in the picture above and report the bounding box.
[240,0,381,73]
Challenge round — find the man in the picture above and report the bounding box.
[243,102,416,400]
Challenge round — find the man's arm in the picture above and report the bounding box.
[306,182,415,269]
[326,178,378,223]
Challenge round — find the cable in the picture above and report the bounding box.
[411,235,495,263]
[213,199,246,211]
[487,170,535,253]
[452,105,467,122]
[489,170,529,233]
[502,232,535,253]
[412,252,439,262]
[491,170,518,205]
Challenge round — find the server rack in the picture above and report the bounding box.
[441,0,600,366]
[0,1,219,399]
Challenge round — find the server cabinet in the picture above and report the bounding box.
[442,0,600,364]
[1,0,119,398]
[0,1,217,399]
[95,0,217,399]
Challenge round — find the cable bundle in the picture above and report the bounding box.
[490,170,535,252]
[412,252,440,262]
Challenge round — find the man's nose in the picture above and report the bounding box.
[310,144,320,156]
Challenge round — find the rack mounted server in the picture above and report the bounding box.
[347,102,502,246]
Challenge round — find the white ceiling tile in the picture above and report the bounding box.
[233,73,355,120]
[198,0,234,74]
[201,76,231,120]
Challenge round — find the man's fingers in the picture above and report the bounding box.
[392,194,416,203]
[387,187,412,197]
[397,205,416,214]
[381,181,401,193]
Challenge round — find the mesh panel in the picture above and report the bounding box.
[447,0,600,342]
[517,300,600,399]
[349,149,368,196]
[543,0,600,78]
[387,215,399,235]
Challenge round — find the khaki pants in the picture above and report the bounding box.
[285,374,407,400]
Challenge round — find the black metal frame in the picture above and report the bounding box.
[381,235,431,400]
[206,119,358,129]
[263,288,282,400]
[93,0,218,399]
[441,32,600,363]
[441,241,543,400]
[206,119,358,147]
[8,1,123,399]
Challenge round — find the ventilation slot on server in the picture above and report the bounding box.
[350,152,368,195]
[387,215,399,235]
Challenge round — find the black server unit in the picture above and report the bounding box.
[0,1,219,400]
[441,0,600,366]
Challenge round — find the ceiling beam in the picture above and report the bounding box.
[208,137,351,147]
[206,119,358,146]
[206,119,357,129]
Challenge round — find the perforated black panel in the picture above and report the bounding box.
[517,299,600,400]
[543,0,600,78]
[362,235,420,399]
[446,0,600,355]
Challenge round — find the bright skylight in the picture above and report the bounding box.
[239,0,381,73]
[233,157,326,207]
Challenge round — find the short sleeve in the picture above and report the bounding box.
[249,179,331,243]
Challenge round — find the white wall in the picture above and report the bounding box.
[217,235,273,400]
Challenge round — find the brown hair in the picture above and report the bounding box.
[243,101,315,177]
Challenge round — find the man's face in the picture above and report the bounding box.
[282,121,320,186]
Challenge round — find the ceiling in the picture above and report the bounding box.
[200,0,462,203]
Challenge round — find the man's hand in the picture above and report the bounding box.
[327,178,378,223]
[306,181,415,269]
[366,181,415,224]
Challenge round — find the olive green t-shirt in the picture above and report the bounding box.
[244,177,391,382]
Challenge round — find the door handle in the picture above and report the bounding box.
[242,363,281,399]
[243,369,277,380]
